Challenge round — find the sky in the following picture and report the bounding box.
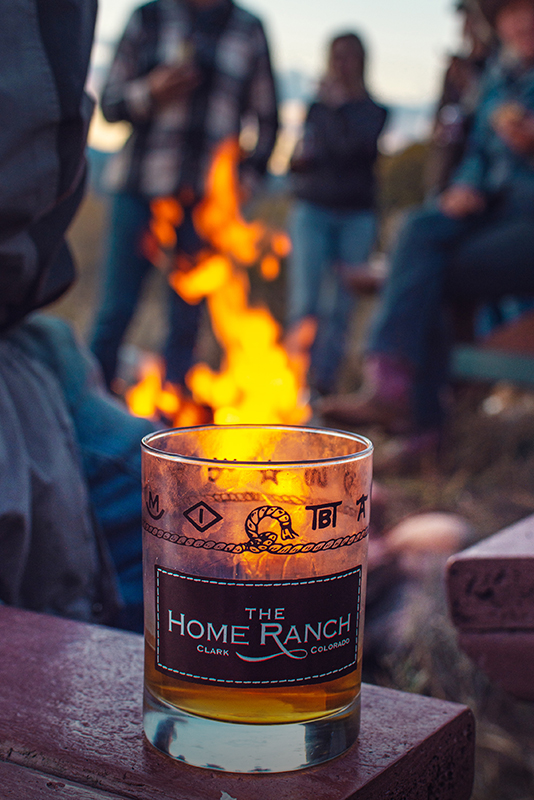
[94,0,461,106]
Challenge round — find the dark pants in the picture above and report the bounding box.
[90,192,203,388]
[368,200,534,428]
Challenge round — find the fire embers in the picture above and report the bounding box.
[127,138,309,427]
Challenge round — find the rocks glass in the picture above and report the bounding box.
[141,424,372,772]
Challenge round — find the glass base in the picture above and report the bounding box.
[143,686,360,773]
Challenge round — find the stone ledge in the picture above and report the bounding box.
[447,514,534,701]
[0,606,474,800]
[458,630,534,702]
[447,515,534,630]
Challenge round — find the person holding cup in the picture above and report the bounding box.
[319,0,534,469]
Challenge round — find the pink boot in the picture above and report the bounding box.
[317,354,413,433]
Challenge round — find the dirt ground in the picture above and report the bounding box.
[51,187,534,800]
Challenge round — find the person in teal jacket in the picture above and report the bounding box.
[0,0,155,632]
[320,0,534,466]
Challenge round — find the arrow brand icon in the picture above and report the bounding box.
[183,502,222,532]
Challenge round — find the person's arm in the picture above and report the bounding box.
[447,130,488,190]
[438,135,487,217]
[289,106,317,172]
[438,68,495,218]
[100,8,155,124]
[445,56,505,192]
[441,99,534,218]
[101,8,200,126]
[239,21,279,184]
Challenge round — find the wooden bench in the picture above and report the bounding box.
[0,606,475,799]
[351,261,534,388]
[447,513,534,701]
[451,308,534,388]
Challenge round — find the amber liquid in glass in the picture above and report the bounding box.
[144,636,361,724]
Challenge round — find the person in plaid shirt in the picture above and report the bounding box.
[90,0,279,391]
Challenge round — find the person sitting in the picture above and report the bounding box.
[319,0,534,465]
[0,0,155,632]
[425,0,496,197]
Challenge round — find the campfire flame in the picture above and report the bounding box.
[126,139,310,427]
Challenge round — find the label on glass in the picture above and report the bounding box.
[155,566,362,686]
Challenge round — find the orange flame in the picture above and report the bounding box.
[125,355,210,427]
[129,138,309,427]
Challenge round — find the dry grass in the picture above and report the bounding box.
[362,392,534,800]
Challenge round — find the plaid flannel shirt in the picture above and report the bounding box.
[101,0,279,198]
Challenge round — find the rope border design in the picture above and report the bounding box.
[143,520,369,554]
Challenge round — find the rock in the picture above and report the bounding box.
[384,512,473,556]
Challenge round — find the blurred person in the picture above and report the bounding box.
[428,0,534,334]
[319,0,534,467]
[0,0,155,632]
[286,33,387,397]
[89,0,278,392]
[425,0,495,195]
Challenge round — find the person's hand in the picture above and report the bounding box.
[147,63,200,108]
[492,102,534,156]
[438,185,486,218]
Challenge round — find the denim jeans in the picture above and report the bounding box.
[368,201,534,428]
[288,200,377,394]
[90,192,203,388]
[15,314,155,631]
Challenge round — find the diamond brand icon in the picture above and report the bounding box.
[183,501,222,532]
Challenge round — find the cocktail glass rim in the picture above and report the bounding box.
[142,424,373,468]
